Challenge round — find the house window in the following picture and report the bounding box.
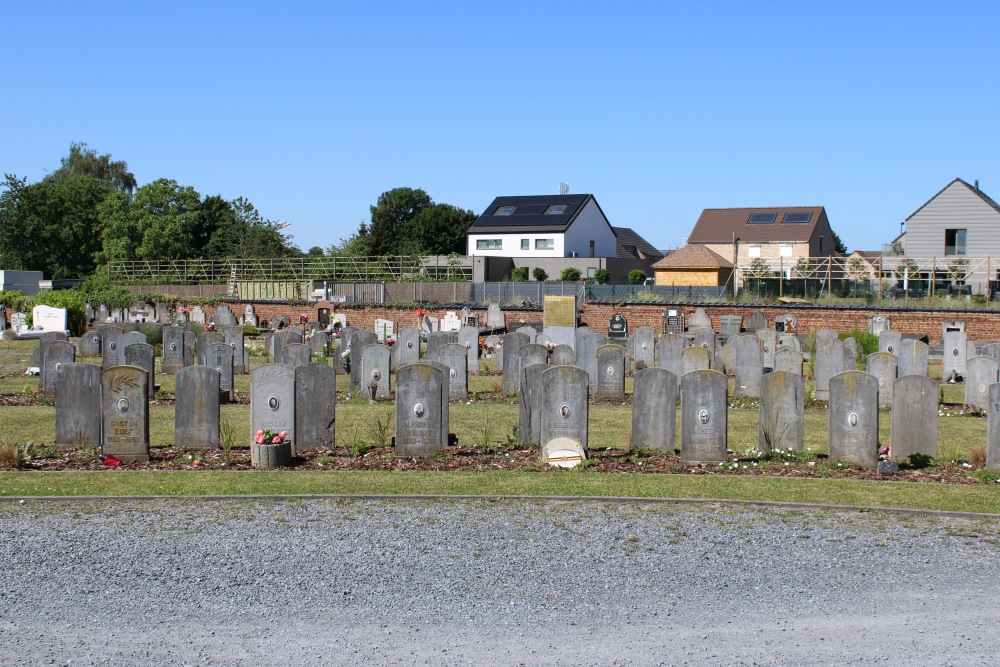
[476,239,503,250]
[589,240,595,257]
[818,236,824,254]
[945,229,967,256]
[779,244,793,258]
[748,244,762,258]
[748,213,777,224]
[782,212,812,223]
[535,239,554,250]
[587,267,597,279]
[521,239,530,250]
[494,206,515,216]
[544,204,568,215]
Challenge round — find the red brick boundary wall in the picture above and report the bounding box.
[192,300,1000,344]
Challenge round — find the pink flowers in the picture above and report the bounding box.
[254,428,288,444]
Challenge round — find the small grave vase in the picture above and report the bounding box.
[251,441,292,469]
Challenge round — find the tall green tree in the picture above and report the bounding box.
[45,142,137,194]
[0,174,113,278]
[203,196,297,258]
[99,179,203,262]
[368,187,431,255]
[404,203,478,255]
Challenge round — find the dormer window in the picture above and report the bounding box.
[748,213,777,224]
[494,206,515,216]
[544,204,568,215]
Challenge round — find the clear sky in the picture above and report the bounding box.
[3,1,998,255]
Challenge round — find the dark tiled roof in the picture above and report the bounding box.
[652,244,732,269]
[687,206,828,244]
[851,250,883,260]
[905,178,1000,221]
[612,227,664,260]
[468,194,596,234]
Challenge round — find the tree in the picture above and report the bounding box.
[510,267,528,281]
[204,196,297,259]
[404,203,477,255]
[532,267,548,282]
[559,267,582,281]
[628,270,647,285]
[306,246,325,257]
[593,268,610,284]
[328,222,373,257]
[130,179,204,260]
[830,229,848,255]
[0,173,113,278]
[45,142,136,195]
[368,187,431,255]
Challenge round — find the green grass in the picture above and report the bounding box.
[1,471,997,513]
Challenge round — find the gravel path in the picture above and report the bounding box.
[1,498,999,666]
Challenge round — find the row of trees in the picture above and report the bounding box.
[509,267,647,283]
[0,144,299,279]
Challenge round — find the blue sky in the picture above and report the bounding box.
[3,1,998,254]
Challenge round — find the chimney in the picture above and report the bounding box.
[975,180,980,190]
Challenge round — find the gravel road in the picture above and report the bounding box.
[1,498,998,666]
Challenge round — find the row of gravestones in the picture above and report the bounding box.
[85,302,260,328]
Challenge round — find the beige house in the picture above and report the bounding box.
[652,244,732,286]
[686,206,837,272]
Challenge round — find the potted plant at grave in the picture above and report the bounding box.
[341,349,351,373]
[251,428,291,469]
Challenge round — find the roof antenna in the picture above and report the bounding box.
[559,182,569,195]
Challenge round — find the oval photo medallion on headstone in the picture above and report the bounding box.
[953,348,959,356]
[699,408,710,424]
[641,342,647,350]
[372,369,381,381]
[117,397,130,414]
[879,377,886,388]
[268,396,279,410]
[413,402,424,417]
[887,345,894,353]
[849,412,859,427]
[110,342,117,351]
[169,342,177,351]
[560,404,570,418]
[606,366,615,377]
[449,368,456,378]
[980,382,987,393]
[407,341,413,348]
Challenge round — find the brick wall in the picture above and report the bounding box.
[193,300,1000,343]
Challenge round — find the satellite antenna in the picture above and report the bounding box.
[559,182,569,195]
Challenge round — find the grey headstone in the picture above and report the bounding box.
[243,304,258,327]
[759,370,805,454]
[680,346,710,376]
[942,331,968,381]
[987,383,1000,470]
[680,369,727,464]
[197,332,225,365]
[124,342,156,400]
[878,330,902,356]
[308,331,331,361]
[814,337,845,401]
[203,342,235,402]
[77,331,101,357]
[718,315,742,336]
[427,360,451,447]
[632,367,677,452]
[155,302,170,324]
[84,303,94,326]
[965,355,999,409]
[485,303,505,329]
[189,306,206,325]
[397,326,420,368]
[184,343,194,368]
[687,308,712,330]
[426,331,456,363]
[982,342,1000,361]
[550,344,576,366]
[285,327,304,345]
[251,364,296,451]
[349,331,379,392]
[866,352,898,408]
[519,363,548,446]
[515,326,538,344]
[438,343,468,401]
[773,348,803,376]
[458,326,480,375]
[539,365,589,458]
[756,329,777,371]
[657,334,686,385]
[595,344,626,403]
[41,341,75,397]
[54,362,101,449]
[360,344,391,399]
[607,314,628,339]
[842,337,859,371]
[184,331,196,355]
[575,332,604,394]
[777,334,801,352]
[501,332,531,395]
[96,305,109,323]
[632,328,655,371]
[745,310,767,332]
[101,326,125,369]
[535,333,552,348]
[688,327,715,369]
[101,365,149,462]
[211,304,238,328]
[162,326,186,374]
[892,376,938,460]
[174,366,220,449]
[294,362,336,452]
[224,326,247,375]
[395,363,445,457]
[281,342,312,368]
[828,371,879,467]
[869,314,891,335]
[897,339,929,378]
[816,329,840,341]
[731,335,763,399]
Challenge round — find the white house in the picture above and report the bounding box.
[467,194,618,259]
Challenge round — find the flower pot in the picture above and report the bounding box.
[251,441,291,469]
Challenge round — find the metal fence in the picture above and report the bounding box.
[108,256,431,284]
[586,285,729,302]
[472,282,586,308]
